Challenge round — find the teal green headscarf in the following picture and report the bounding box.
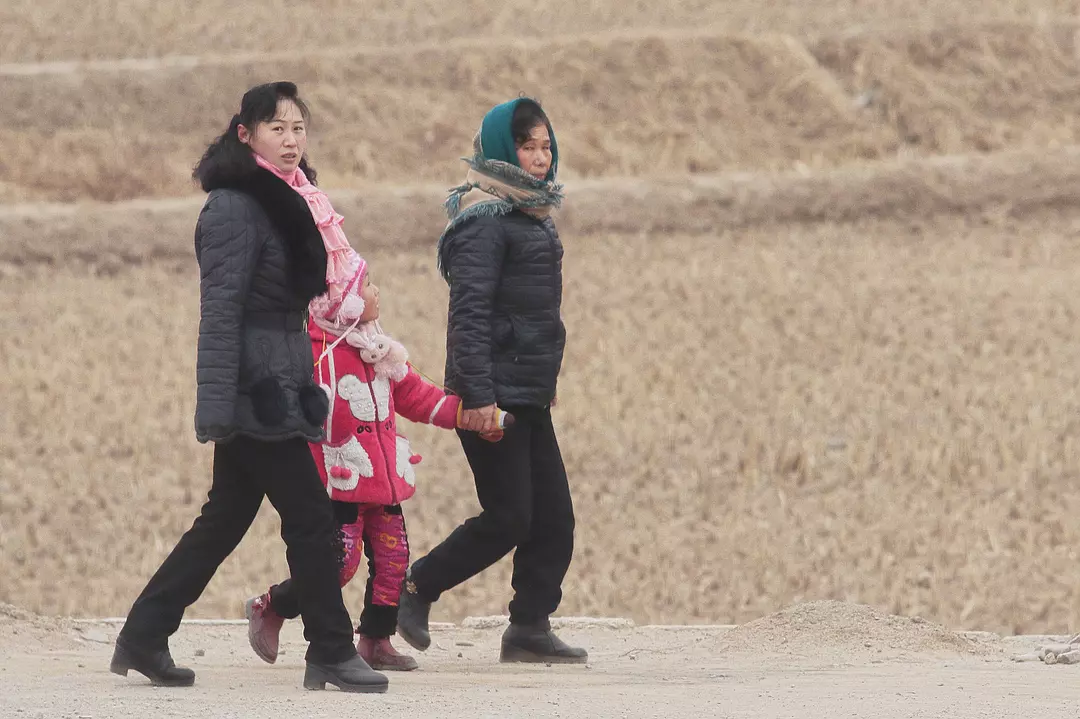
[478,97,559,181]
[437,97,564,280]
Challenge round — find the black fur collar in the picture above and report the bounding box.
[207,168,328,303]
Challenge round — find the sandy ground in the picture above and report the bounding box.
[3,605,1080,719]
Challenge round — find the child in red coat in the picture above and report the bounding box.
[244,254,461,671]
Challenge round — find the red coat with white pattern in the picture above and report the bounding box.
[309,324,460,506]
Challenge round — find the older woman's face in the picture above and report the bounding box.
[516,123,552,180]
[238,99,307,173]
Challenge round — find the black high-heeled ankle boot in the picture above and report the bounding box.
[500,620,588,664]
[303,655,389,693]
[110,636,196,687]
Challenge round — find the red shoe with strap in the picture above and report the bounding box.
[245,593,285,664]
[356,634,419,671]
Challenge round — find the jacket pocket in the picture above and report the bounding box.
[492,315,514,350]
[299,381,331,426]
[250,377,288,426]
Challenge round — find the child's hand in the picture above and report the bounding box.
[459,404,500,434]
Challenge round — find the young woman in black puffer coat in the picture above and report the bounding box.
[109,82,386,694]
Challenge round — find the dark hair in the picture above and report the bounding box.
[511,99,550,147]
[193,81,317,191]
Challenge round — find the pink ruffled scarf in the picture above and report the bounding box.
[255,153,408,380]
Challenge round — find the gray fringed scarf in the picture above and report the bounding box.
[436,134,563,281]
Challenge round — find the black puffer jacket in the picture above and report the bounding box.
[441,211,566,410]
[193,169,331,444]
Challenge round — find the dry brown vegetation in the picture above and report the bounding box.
[7,22,1080,201]
[4,0,1080,635]
[5,0,1080,64]
[5,211,1080,634]
[7,147,1080,264]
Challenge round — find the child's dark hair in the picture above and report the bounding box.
[193,81,317,191]
[511,99,550,147]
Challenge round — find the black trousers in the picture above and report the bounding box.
[118,436,356,664]
[270,504,403,639]
[410,407,575,624]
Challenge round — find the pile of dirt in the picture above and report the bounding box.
[0,602,81,649]
[0,602,36,622]
[717,601,999,663]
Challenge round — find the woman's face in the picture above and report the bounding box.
[516,123,552,180]
[238,99,307,173]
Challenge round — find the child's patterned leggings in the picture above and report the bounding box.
[268,503,409,639]
[340,504,409,639]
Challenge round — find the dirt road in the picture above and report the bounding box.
[3,609,1080,719]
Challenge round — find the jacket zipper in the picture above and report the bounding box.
[548,223,563,344]
[366,364,397,505]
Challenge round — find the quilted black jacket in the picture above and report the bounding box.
[193,170,330,444]
[440,211,566,410]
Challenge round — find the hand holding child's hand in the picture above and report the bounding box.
[460,404,500,434]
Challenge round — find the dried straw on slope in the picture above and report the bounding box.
[0,31,887,201]
[5,23,1080,201]
[2,0,1067,63]
[812,21,1080,156]
[3,146,1080,266]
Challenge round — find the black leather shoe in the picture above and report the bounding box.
[110,637,196,687]
[500,621,589,664]
[396,574,432,651]
[303,655,389,693]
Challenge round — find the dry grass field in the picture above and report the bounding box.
[4,0,1080,641]
[5,209,1080,634]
